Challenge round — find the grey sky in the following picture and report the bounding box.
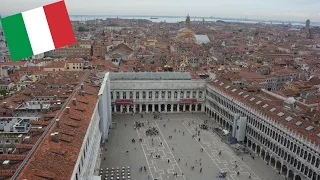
[1,0,320,21]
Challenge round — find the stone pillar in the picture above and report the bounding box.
[120,91,123,99]
[178,91,181,99]
[126,106,129,113]
[201,104,204,112]
[140,91,143,100]
[171,91,174,100]
[120,105,123,113]
[165,104,167,112]
[196,90,199,99]
[165,91,168,100]
[146,104,149,112]
[139,104,142,113]
[114,105,117,112]
[133,105,136,113]
[183,105,186,112]
[178,105,180,112]
[189,104,192,111]
[152,104,155,112]
[171,104,174,112]
[195,104,198,112]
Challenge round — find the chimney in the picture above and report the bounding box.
[3,102,7,108]
[72,98,77,106]
[57,91,60,97]
[66,107,70,113]
[18,134,23,144]
[56,119,60,128]
[24,136,30,144]
[81,91,85,96]
[50,132,59,143]
[80,83,84,90]
[53,95,57,100]
[2,160,10,169]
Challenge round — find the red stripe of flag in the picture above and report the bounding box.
[43,0,76,48]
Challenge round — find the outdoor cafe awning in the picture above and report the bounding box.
[115,99,133,105]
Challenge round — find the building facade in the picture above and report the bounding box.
[205,80,320,180]
[70,73,112,180]
[110,72,207,114]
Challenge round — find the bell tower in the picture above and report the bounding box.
[186,14,191,29]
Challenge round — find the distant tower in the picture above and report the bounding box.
[306,19,310,29]
[186,14,191,29]
[202,17,205,27]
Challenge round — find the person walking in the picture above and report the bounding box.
[200,168,202,173]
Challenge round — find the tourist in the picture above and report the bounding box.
[168,159,170,163]
[200,168,202,173]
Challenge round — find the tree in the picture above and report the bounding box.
[78,27,88,32]
[0,89,9,96]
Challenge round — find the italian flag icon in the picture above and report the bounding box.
[0,0,76,61]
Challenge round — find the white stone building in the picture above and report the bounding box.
[110,72,207,114]
[205,79,320,180]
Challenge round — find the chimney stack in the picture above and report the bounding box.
[2,160,10,169]
[72,98,77,106]
[18,134,23,144]
[24,136,30,144]
[80,83,84,90]
[50,132,59,143]
[81,91,85,96]
[66,107,70,113]
[3,102,8,108]
[56,119,60,128]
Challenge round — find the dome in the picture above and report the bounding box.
[285,97,295,104]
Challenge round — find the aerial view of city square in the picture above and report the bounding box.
[0,0,319,180]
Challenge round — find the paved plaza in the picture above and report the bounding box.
[101,113,285,180]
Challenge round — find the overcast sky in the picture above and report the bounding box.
[1,0,320,21]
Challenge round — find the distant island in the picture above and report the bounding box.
[150,17,159,19]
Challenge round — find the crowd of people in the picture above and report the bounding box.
[146,127,159,136]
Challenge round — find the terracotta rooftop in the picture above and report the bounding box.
[17,72,101,179]
[210,79,320,146]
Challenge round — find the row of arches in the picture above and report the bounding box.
[206,88,319,170]
[205,105,319,180]
[113,103,203,113]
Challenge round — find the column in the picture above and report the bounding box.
[146,105,149,112]
[171,91,174,100]
[196,90,199,99]
[165,104,167,112]
[189,104,192,111]
[120,91,123,99]
[126,106,129,113]
[165,91,168,100]
[183,105,186,112]
[201,104,205,112]
[133,105,136,113]
[195,104,198,112]
[140,91,143,100]
[171,104,174,112]
[152,104,155,112]
[178,91,181,99]
[120,105,123,113]
[178,105,180,112]
[152,90,155,100]
[133,91,136,100]
[113,105,117,112]
[139,104,142,113]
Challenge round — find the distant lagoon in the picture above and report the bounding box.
[0,15,318,27]
[69,15,317,27]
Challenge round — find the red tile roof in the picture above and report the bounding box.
[17,73,100,180]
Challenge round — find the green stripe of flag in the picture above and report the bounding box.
[1,13,34,61]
